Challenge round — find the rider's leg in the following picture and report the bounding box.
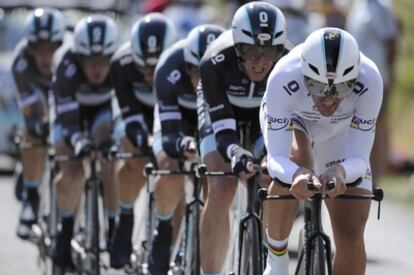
[325,188,371,275]
[111,136,149,268]
[149,150,185,274]
[17,98,48,231]
[264,129,312,275]
[200,150,237,274]
[91,111,118,241]
[19,131,46,223]
[53,137,84,268]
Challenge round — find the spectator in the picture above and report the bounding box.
[266,0,310,45]
[346,0,399,181]
[307,0,347,29]
[163,0,216,39]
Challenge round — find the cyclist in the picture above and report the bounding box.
[198,2,289,274]
[109,12,177,269]
[149,24,224,275]
[260,28,382,275]
[11,7,66,239]
[51,15,119,269]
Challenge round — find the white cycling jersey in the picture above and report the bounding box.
[260,44,383,186]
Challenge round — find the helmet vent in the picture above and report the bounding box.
[274,31,283,39]
[308,63,319,75]
[343,66,354,76]
[241,29,253,38]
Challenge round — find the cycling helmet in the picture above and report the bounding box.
[73,14,118,57]
[131,13,177,68]
[232,2,286,61]
[301,28,360,98]
[24,7,65,44]
[184,24,225,66]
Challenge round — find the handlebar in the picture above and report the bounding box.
[274,177,363,191]
[258,178,384,220]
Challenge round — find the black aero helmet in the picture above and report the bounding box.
[131,13,177,68]
[232,2,287,61]
[184,24,225,66]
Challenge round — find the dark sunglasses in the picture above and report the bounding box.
[304,76,356,98]
[236,43,284,61]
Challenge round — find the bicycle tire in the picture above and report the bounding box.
[14,167,24,201]
[85,178,100,275]
[296,229,306,275]
[310,237,326,275]
[238,218,263,275]
[183,203,201,275]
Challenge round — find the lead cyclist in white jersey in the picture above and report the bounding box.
[260,28,383,275]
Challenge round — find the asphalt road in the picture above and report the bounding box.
[1,175,413,275]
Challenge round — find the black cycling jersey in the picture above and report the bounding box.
[52,49,112,146]
[12,39,52,107]
[110,42,154,144]
[154,39,198,158]
[199,30,289,160]
[11,39,53,138]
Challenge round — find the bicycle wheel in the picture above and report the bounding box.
[295,229,306,275]
[84,178,100,275]
[183,203,201,275]
[238,218,262,275]
[309,237,326,275]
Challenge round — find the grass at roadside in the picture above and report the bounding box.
[378,175,414,211]
[389,0,414,158]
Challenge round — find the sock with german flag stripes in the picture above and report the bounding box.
[263,231,289,275]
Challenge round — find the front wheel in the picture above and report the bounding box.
[183,203,201,275]
[238,219,263,275]
[309,237,326,275]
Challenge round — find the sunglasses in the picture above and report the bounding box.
[28,41,62,53]
[304,76,356,98]
[77,54,111,67]
[236,43,284,61]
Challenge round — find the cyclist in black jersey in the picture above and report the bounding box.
[197,2,290,273]
[51,15,119,269]
[109,13,177,269]
[11,7,65,240]
[149,24,225,275]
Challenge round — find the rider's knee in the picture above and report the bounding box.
[207,178,237,209]
[333,223,365,247]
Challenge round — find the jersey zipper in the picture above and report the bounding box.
[248,81,255,99]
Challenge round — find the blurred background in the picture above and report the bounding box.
[0,0,412,274]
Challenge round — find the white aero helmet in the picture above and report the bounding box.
[301,28,360,98]
[73,14,118,57]
[184,24,225,67]
[232,1,286,61]
[24,7,65,44]
[131,13,177,69]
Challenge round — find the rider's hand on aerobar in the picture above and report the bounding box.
[74,136,93,157]
[230,145,254,176]
[179,136,197,159]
